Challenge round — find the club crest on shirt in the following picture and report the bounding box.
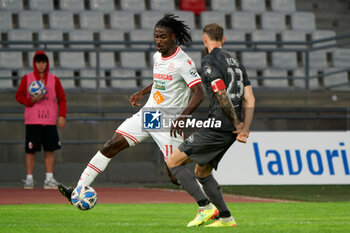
[168,63,174,72]
[203,66,211,76]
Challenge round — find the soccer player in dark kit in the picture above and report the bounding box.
[167,23,255,227]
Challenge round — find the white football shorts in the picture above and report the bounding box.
[116,109,183,161]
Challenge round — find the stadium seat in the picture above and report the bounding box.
[231,11,256,31]
[51,69,75,88]
[293,68,321,89]
[79,11,104,30]
[291,12,316,31]
[251,30,276,48]
[139,11,164,29]
[49,11,74,30]
[185,51,202,69]
[171,10,195,30]
[307,51,328,69]
[129,29,154,48]
[0,0,23,11]
[18,11,43,30]
[322,68,349,88]
[0,70,13,89]
[270,0,296,12]
[281,30,307,48]
[150,0,175,11]
[241,52,267,69]
[68,30,94,48]
[141,68,153,86]
[224,30,246,49]
[261,12,286,31]
[332,49,350,68]
[241,0,266,12]
[0,11,13,30]
[245,69,258,87]
[109,11,135,31]
[89,0,115,11]
[89,52,116,68]
[120,52,147,69]
[262,69,289,88]
[28,0,54,11]
[99,30,125,48]
[28,51,54,68]
[211,0,235,13]
[200,11,226,29]
[7,30,33,48]
[120,0,146,12]
[271,52,298,69]
[311,30,336,50]
[111,69,137,89]
[59,52,86,69]
[60,0,85,11]
[0,52,23,69]
[180,0,206,16]
[79,69,106,89]
[38,30,64,48]
[189,29,203,48]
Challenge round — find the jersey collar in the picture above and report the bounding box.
[161,47,180,61]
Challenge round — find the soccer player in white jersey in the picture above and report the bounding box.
[58,14,204,202]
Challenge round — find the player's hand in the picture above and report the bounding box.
[170,117,186,138]
[31,94,45,103]
[129,91,143,107]
[233,128,249,143]
[57,116,66,128]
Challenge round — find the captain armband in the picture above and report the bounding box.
[210,79,226,93]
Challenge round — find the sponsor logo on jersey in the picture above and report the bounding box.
[143,110,161,129]
[154,80,165,90]
[189,68,198,77]
[154,73,173,80]
[153,91,165,104]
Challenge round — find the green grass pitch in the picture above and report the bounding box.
[1,202,349,233]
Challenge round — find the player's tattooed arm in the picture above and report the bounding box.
[215,89,241,129]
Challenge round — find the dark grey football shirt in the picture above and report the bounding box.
[200,47,250,132]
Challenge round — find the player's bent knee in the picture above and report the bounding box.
[101,134,129,157]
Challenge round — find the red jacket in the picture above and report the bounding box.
[16,50,67,118]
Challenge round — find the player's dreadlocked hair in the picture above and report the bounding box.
[155,14,192,47]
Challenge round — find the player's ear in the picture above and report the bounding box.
[222,36,226,45]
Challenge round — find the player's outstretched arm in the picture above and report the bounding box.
[170,84,204,137]
[129,83,153,107]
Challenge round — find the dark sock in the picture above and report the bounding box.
[170,166,208,202]
[197,198,210,207]
[197,174,231,216]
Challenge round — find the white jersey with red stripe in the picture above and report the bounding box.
[144,47,201,114]
[116,47,201,161]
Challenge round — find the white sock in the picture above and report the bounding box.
[221,216,234,222]
[45,173,53,181]
[26,174,33,180]
[77,151,111,187]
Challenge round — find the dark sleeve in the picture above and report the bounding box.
[201,58,222,86]
[239,65,251,86]
[54,76,67,118]
[15,75,34,107]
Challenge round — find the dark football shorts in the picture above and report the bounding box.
[178,128,236,170]
[25,125,61,153]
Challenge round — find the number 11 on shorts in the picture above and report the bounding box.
[165,145,173,160]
